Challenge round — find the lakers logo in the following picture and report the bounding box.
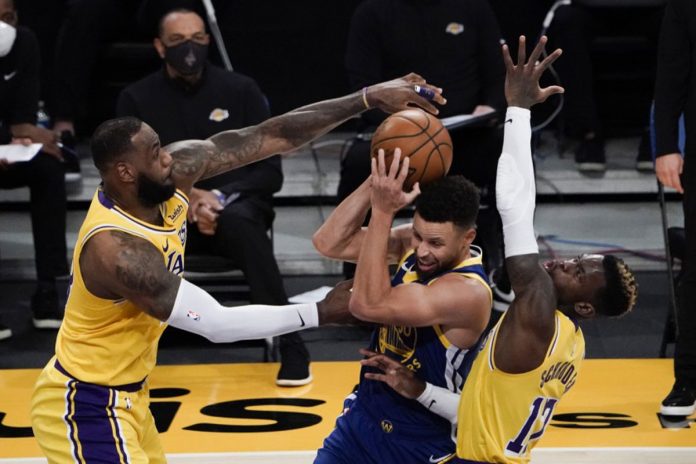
[445,22,464,35]
[209,108,230,122]
[381,420,393,433]
[378,325,417,360]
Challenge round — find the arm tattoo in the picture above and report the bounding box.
[111,231,179,321]
[168,92,365,183]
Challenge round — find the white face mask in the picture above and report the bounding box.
[0,21,17,58]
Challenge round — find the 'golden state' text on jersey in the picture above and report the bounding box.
[55,188,188,386]
[456,310,585,463]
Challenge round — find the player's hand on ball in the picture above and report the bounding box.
[367,73,446,115]
[370,149,421,215]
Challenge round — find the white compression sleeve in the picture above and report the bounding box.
[167,279,319,343]
[415,382,460,424]
[496,107,539,257]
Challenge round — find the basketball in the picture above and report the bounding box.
[370,108,453,190]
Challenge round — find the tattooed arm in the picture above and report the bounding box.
[165,73,446,194]
[80,230,180,320]
[79,231,356,336]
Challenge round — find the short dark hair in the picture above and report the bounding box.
[594,255,638,317]
[414,175,480,229]
[90,117,142,172]
[158,8,201,38]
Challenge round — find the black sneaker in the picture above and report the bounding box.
[575,138,606,172]
[0,322,12,341]
[660,384,696,416]
[636,132,654,172]
[31,289,63,330]
[276,334,312,387]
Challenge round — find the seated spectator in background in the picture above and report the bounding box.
[0,0,69,339]
[116,9,312,386]
[339,0,510,316]
[18,0,201,181]
[489,0,655,172]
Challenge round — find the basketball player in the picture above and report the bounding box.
[29,73,445,463]
[358,36,639,464]
[312,158,492,459]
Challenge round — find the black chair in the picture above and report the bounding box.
[181,227,279,362]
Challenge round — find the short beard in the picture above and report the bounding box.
[137,172,175,207]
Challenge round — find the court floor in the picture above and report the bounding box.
[0,359,694,464]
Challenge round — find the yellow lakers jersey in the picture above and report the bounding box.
[55,188,188,386]
[456,310,585,463]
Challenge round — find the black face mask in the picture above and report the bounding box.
[137,172,176,208]
[163,40,208,76]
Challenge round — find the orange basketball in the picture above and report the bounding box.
[370,108,453,190]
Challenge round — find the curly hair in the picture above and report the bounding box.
[414,176,480,229]
[91,117,143,173]
[594,255,638,317]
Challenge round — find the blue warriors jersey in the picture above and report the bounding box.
[357,247,491,440]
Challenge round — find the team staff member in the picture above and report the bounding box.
[654,0,696,416]
[360,37,638,464]
[30,73,445,463]
[117,9,311,386]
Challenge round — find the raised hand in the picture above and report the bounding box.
[366,73,447,115]
[502,36,564,109]
[370,149,421,215]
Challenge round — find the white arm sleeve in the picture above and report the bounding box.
[415,382,460,424]
[167,279,319,343]
[496,107,539,257]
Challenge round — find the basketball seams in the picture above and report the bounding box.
[370,109,453,188]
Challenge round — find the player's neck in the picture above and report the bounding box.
[101,184,163,226]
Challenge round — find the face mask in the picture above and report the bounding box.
[163,40,208,76]
[0,21,16,58]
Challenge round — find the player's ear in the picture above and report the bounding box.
[115,161,137,183]
[573,302,595,319]
[464,226,476,245]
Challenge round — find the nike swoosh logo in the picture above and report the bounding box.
[429,453,454,463]
[3,71,16,81]
[297,310,306,327]
[162,239,170,252]
[505,118,513,124]
[428,399,437,409]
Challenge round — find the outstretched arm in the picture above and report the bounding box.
[166,74,446,193]
[79,231,353,342]
[494,36,564,373]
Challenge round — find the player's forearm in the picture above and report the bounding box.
[496,107,538,258]
[350,209,394,319]
[313,178,372,260]
[167,279,319,343]
[416,382,460,424]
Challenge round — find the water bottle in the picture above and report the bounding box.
[37,101,50,129]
